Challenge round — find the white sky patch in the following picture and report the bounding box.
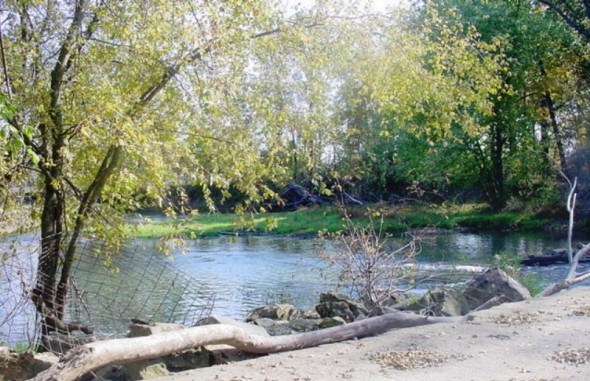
[282,0,409,14]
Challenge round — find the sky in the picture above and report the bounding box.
[285,0,409,13]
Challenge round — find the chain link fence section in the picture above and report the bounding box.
[1,235,215,350]
[0,235,40,349]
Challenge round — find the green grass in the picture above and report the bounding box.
[129,207,350,238]
[128,203,558,239]
[451,210,550,231]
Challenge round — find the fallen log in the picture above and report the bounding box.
[521,248,590,266]
[31,311,461,381]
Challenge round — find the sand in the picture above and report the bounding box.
[150,287,590,381]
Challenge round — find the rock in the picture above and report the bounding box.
[253,318,292,336]
[315,293,368,322]
[123,359,168,380]
[95,365,129,381]
[0,346,9,355]
[197,315,269,337]
[127,320,244,373]
[403,269,532,316]
[164,348,214,371]
[196,315,269,363]
[245,303,301,322]
[289,318,323,333]
[368,305,400,317]
[127,322,186,338]
[0,352,36,380]
[301,309,321,319]
[0,351,58,380]
[463,268,531,311]
[316,301,355,322]
[31,352,59,374]
[403,286,467,316]
[123,323,176,379]
[251,317,278,330]
[318,317,346,329]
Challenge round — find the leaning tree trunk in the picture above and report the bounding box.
[31,312,461,381]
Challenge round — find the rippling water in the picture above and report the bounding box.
[2,231,589,346]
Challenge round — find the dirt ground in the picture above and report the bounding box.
[151,287,590,381]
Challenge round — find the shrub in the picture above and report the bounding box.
[319,209,417,308]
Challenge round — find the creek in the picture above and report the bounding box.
[135,231,589,318]
[1,231,589,347]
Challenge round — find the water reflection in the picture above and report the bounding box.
[418,232,572,264]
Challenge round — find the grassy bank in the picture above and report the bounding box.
[129,203,557,239]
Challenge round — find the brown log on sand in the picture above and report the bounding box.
[31,311,462,381]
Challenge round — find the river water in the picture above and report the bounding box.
[149,231,589,317]
[1,231,589,346]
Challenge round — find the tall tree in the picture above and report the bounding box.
[0,0,286,337]
[334,6,506,204]
[418,0,585,209]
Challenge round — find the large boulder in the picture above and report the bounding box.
[403,286,467,316]
[403,268,531,316]
[462,268,531,311]
[315,293,368,322]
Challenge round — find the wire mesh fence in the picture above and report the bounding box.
[0,235,39,349]
[1,234,215,351]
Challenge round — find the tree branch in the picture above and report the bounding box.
[537,0,590,42]
[32,312,461,381]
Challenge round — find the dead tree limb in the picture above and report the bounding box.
[539,242,590,297]
[539,176,590,297]
[566,177,577,263]
[31,311,461,381]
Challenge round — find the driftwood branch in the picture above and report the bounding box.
[566,177,577,263]
[539,242,590,297]
[31,311,461,381]
[539,176,590,297]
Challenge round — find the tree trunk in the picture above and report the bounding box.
[55,145,124,319]
[36,185,64,312]
[489,123,506,211]
[31,312,461,381]
[35,156,67,338]
[544,91,567,175]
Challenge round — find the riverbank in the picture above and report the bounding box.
[151,287,590,381]
[129,203,566,239]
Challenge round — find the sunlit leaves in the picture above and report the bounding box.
[0,0,286,241]
[364,6,506,140]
